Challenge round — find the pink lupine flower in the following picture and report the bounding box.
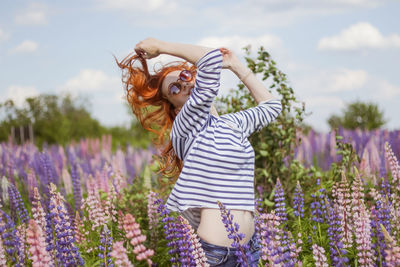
[381,224,400,267]
[147,191,158,231]
[110,241,133,267]
[61,168,73,195]
[177,216,209,266]
[312,244,329,267]
[354,202,375,266]
[81,176,108,230]
[259,211,282,265]
[32,187,47,232]
[74,211,86,243]
[122,213,154,266]
[384,142,400,187]
[26,220,52,267]
[332,171,353,249]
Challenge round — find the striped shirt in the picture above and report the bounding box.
[166,49,282,229]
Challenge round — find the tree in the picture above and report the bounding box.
[327,101,386,130]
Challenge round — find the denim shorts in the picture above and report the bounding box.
[199,233,261,267]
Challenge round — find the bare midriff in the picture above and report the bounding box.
[197,208,255,247]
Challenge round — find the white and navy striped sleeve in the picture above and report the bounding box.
[224,99,282,138]
[171,49,223,138]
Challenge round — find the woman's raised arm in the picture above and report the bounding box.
[220,48,276,104]
[135,38,214,64]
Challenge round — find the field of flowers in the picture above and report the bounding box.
[0,130,400,266]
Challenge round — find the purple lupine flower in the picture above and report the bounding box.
[0,210,23,266]
[98,225,113,267]
[27,168,38,202]
[177,216,209,266]
[8,184,29,224]
[70,162,82,212]
[157,199,181,264]
[293,181,304,218]
[274,178,287,224]
[311,181,328,227]
[45,183,84,266]
[326,200,348,266]
[217,201,251,266]
[370,200,390,266]
[174,216,197,266]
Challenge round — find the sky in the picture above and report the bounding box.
[1,0,399,132]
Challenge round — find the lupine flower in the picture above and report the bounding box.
[46,183,84,266]
[310,180,328,225]
[0,210,23,266]
[70,162,83,212]
[381,224,400,267]
[15,224,26,265]
[259,212,282,265]
[147,191,158,231]
[177,216,209,266]
[122,213,154,265]
[61,168,73,196]
[26,219,52,267]
[112,171,127,195]
[110,241,133,267]
[293,181,304,218]
[326,199,348,266]
[98,225,113,267]
[332,171,353,249]
[27,168,38,202]
[217,201,251,266]
[74,211,86,244]
[0,235,6,266]
[312,244,329,267]
[157,200,181,264]
[354,201,375,267]
[385,142,400,189]
[81,176,108,230]
[274,178,287,224]
[32,187,47,232]
[8,184,29,224]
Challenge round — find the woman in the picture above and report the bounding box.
[118,38,282,266]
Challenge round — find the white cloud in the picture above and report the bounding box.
[1,85,39,106]
[15,3,48,25]
[10,40,39,53]
[96,0,177,13]
[60,69,121,96]
[317,22,400,51]
[327,69,368,92]
[0,28,10,43]
[197,35,283,56]
[376,80,400,99]
[303,96,345,108]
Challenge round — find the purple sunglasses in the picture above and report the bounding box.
[168,70,193,95]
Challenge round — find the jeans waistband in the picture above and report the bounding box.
[199,232,258,251]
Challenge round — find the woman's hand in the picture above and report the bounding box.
[220,48,242,71]
[135,38,162,59]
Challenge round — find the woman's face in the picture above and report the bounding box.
[161,70,195,112]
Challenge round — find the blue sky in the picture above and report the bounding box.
[1,0,399,132]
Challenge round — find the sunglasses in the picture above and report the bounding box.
[168,70,194,95]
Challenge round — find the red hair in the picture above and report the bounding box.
[116,53,196,178]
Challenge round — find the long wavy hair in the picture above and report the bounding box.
[116,53,196,178]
